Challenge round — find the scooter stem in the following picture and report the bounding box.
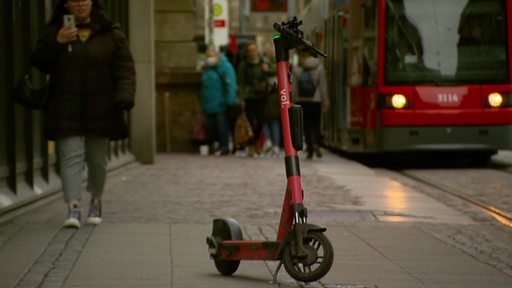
[273,34,306,241]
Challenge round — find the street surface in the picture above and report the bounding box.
[1,150,512,288]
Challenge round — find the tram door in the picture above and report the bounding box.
[345,0,378,151]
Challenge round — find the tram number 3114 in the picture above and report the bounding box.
[437,93,460,103]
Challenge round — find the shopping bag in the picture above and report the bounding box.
[234,113,253,146]
[192,114,208,143]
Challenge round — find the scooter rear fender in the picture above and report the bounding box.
[207,218,243,258]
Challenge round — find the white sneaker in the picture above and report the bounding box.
[63,206,81,229]
[263,139,272,150]
[86,200,102,225]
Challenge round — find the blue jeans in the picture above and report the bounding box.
[204,112,230,152]
[56,135,108,203]
[263,117,281,147]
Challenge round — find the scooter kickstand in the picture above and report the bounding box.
[270,260,283,284]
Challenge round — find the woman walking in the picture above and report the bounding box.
[31,0,136,228]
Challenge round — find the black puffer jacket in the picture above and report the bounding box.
[30,12,135,140]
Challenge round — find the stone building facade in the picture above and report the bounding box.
[154,0,288,152]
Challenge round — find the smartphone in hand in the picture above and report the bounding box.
[63,15,75,52]
[63,14,75,28]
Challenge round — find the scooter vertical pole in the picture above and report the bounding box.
[273,35,304,241]
[207,20,333,283]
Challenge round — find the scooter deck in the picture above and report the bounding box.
[217,240,281,261]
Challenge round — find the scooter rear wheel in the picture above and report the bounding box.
[282,230,333,282]
[214,256,240,276]
[211,218,242,275]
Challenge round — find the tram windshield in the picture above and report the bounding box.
[385,0,508,85]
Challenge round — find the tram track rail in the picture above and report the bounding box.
[398,169,512,228]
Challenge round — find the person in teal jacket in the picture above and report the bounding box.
[199,48,238,155]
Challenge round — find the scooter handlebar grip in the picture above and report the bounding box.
[273,22,327,58]
[274,23,299,38]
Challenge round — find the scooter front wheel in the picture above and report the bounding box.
[282,230,334,282]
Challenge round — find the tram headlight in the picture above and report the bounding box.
[487,92,504,108]
[391,94,408,109]
[378,93,410,109]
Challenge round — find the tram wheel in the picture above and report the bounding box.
[282,231,334,282]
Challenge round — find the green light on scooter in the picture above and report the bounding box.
[273,35,281,39]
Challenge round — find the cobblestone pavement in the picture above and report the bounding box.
[1,151,512,288]
[100,153,361,225]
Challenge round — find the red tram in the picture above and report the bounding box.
[316,0,512,159]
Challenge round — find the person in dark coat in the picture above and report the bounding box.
[291,49,329,159]
[237,42,275,157]
[30,0,136,228]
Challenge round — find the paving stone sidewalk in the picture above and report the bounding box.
[1,152,511,288]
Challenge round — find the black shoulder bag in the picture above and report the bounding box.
[13,67,50,110]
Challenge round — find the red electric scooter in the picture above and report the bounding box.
[206,18,333,283]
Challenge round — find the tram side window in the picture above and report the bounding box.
[384,0,425,83]
[363,0,377,85]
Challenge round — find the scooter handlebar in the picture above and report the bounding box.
[273,22,327,58]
